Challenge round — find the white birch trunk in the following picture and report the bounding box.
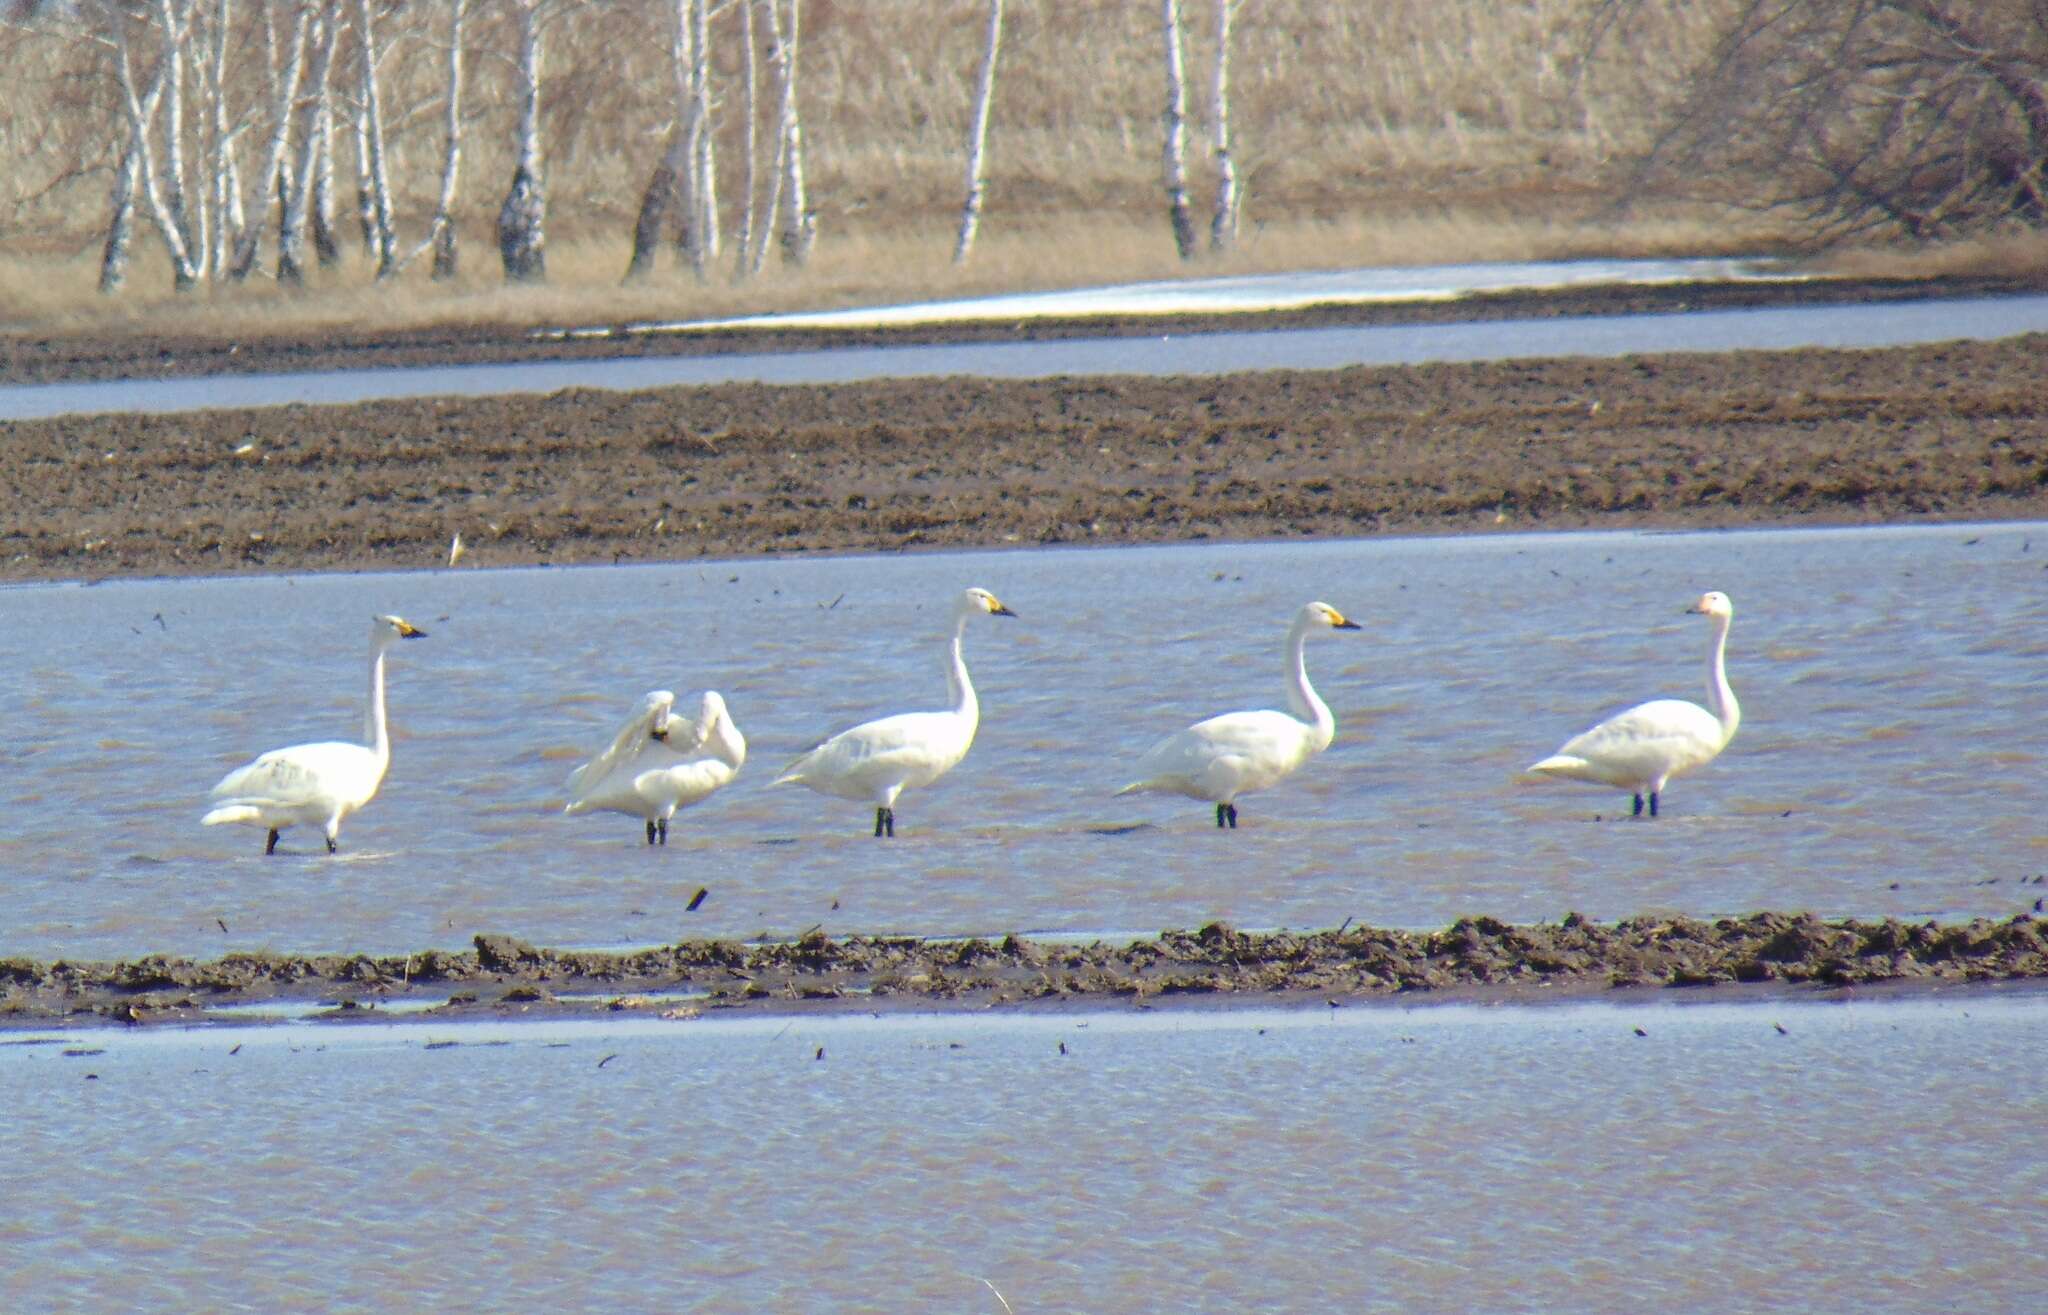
[229,0,310,280]
[153,0,200,285]
[731,0,758,281]
[689,0,718,265]
[109,3,203,289]
[496,0,548,282]
[99,135,144,293]
[952,0,1003,265]
[311,79,341,266]
[1207,0,1238,252]
[1159,0,1196,261]
[278,1,339,285]
[419,0,469,280]
[773,0,812,267]
[355,0,398,277]
[201,0,239,279]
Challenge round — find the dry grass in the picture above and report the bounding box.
[1,0,2010,341]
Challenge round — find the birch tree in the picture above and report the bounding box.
[1207,0,1238,252]
[730,0,759,279]
[952,0,1003,264]
[625,0,713,281]
[496,0,552,281]
[419,0,470,280]
[353,0,398,277]
[277,0,339,285]
[102,0,204,288]
[766,0,812,266]
[227,0,311,281]
[1159,0,1196,260]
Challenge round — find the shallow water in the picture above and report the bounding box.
[3,291,2045,421]
[3,522,2045,962]
[3,991,2043,1311]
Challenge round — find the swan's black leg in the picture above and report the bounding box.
[1216,804,1228,829]
[1631,794,1645,818]
[658,818,669,845]
[646,820,658,846]
[872,806,894,838]
[1649,792,1660,818]
[326,836,338,854]
[1226,803,1238,829]
[265,829,280,855]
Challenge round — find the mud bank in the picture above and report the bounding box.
[6,330,2048,582]
[5,912,2046,1029]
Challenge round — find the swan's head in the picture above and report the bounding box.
[373,614,428,645]
[960,587,1018,619]
[1685,591,1734,621]
[1303,601,1362,632]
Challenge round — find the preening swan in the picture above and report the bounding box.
[563,689,746,845]
[774,587,1018,837]
[1116,601,1361,828]
[202,614,428,854]
[1527,591,1741,818]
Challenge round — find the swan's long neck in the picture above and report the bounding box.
[945,612,978,727]
[364,641,393,766]
[707,708,747,768]
[1283,616,1335,750]
[1703,613,1740,745]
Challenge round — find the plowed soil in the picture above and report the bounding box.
[3,291,2047,580]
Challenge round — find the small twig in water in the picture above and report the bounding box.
[216,918,228,934]
[598,1053,619,1068]
[975,1277,1015,1315]
[686,887,708,912]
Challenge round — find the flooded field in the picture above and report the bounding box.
[3,990,2042,1310]
[4,522,2045,963]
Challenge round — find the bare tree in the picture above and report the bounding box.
[228,0,311,281]
[730,0,759,279]
[100,0,203,288]
[765,0,812,266]
[1207,0,1238,252]
[1158,0,1196,260]
[352,0,397,277]
[952,0,1003,264]
[1618,0,2048,242]
[419,0,470,280]
[276,0,338,285]
[496,0,550,281]
[625,0,713,281]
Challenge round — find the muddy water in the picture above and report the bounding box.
[3,522,2045,962]
[3,291,2047,421]
[3,991,2043,1310]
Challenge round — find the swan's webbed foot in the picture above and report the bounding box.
[646,820,658,846]
[874,807,895,838]
[1216,803,1238,829]
[265,829,280,856]
[657,818,669,845]
[325,836,338,854]
[1631,794,1645,818]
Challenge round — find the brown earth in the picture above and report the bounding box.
[5,913,2047,1030]
[4,280,2048,581]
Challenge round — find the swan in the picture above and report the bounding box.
[563,689,746,844]
[1116,601,1361,828]
[202,614,428,854]
[774,587,1017,836]
[1527,590,1740,818]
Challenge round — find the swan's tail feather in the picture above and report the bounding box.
[202,804,264,826]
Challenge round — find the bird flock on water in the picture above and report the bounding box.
[201,586,1741,853]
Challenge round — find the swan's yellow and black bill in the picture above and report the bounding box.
[991,600,1018,617]
[1329,608,1360,630]
[397,620,428,638]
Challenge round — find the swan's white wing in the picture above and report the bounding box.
[1119,709,1314,800]
[776,710,972,800]
[209,741,380,809]
[1531,698,1725,788]
[566,691,674,801]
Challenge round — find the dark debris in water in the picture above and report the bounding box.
[4,913,2048,1030]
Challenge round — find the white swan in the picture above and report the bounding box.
[1116,601,1361,828]
[202,614,428,854]
[774,587,1017,836]
[1528,590,1741,818]
[563,689,746,845]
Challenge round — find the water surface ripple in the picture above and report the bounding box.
[3,522,2044,962]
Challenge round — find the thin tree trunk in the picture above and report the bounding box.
[311,88,341,266]
[1159,0,1196,260]
[420,0,469,280]
[731,0,758,281]
[626,126,685,281]
[497,0,547,282]
[772,0,812,266]
[202,0,239,278]
[1207,0,1238,252]
[355,0,398,277]
[153,0,200,285]
[689,0,718,266]
[229,0,311,281]
[278,1,339,285]
[109,2,202,289]
[952,0,1003,264]
[99,141,143,293]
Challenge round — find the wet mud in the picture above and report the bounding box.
[5,320,2047,581]
[5,913,2046,1030]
